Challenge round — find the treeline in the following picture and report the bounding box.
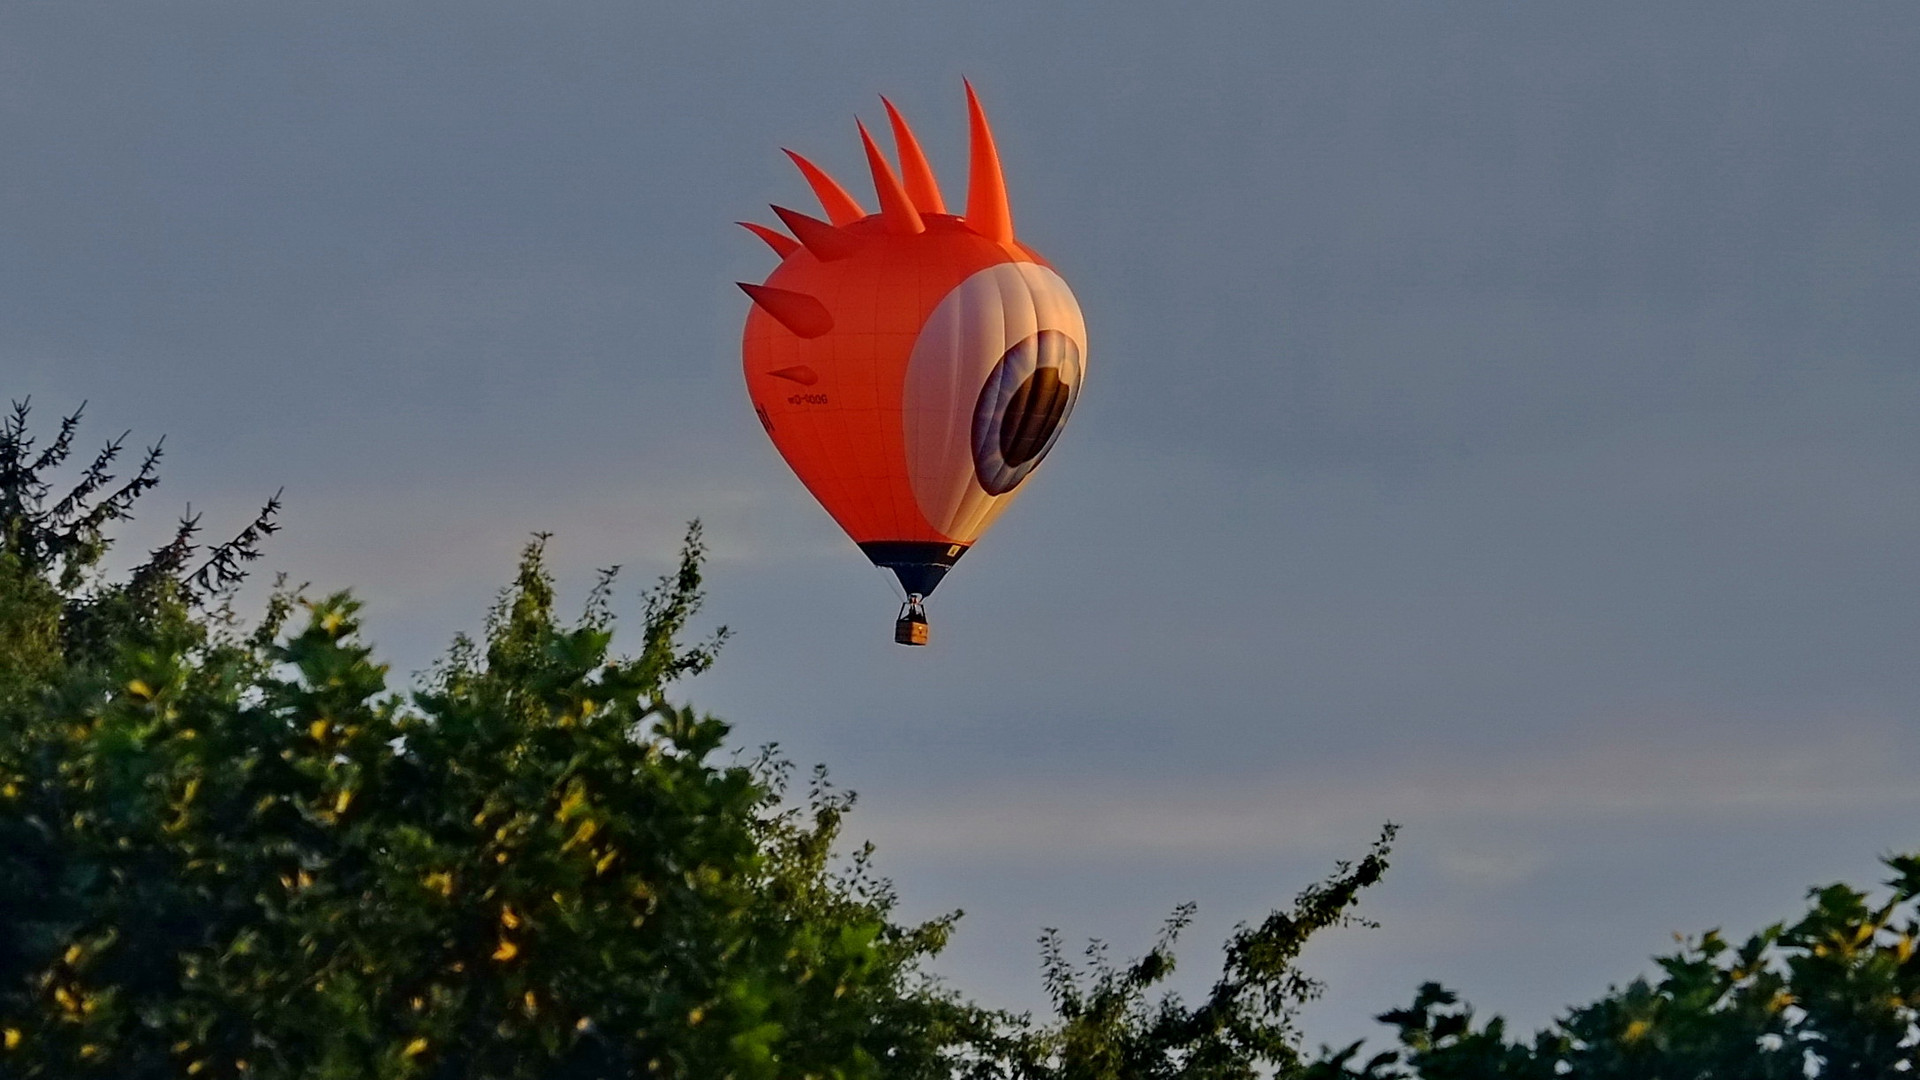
[2,401,1914,1078]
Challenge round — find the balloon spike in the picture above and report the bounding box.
[738,282,834,339]
[768,365,819,386]
[880,97,946,214]
[857,119,925,235]
[783,149,865,226]
[962,80,1014,244]
[737,221,800,258]
[771,205,860,262]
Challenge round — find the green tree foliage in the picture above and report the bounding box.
[976,828,1397,1080]
[0,401,1408,1079]
[0,402,981,1078]
[1309,856,1920,1079]
[0,399,1533,1080]
[12,398,1918,1080]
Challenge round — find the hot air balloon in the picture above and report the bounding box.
[738,84,1087,646]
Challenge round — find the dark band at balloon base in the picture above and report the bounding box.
[859,540,970,597]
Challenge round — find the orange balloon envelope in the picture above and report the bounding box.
[738,84,1087,642]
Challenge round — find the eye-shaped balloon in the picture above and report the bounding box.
[738,84,1087,643]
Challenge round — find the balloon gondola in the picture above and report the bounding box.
[738,83,1087,645]
[894,598,930,647]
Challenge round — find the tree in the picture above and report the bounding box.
[979,829,1397,1080]
[1,401,991,1078]
[0,400,1400,1079]
[23,397,1913,1080]
[1308,856,1920,1079]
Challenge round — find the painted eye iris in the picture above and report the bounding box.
[972,329,1082,495]
[999,367,1072,467]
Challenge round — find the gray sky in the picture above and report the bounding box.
[6,1,1918,1049]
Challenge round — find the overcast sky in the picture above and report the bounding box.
[6,1,1918,1050]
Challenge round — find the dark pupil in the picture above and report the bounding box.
[998,367,1071,467]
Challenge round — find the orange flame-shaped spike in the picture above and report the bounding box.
[771,205,860,262]
[737,221,800,258]
[858,120,925,235]
[782,150,865,226]
[768,365,819,386]
[738,282,834,339]
[880,97,946,214]
[963,80,1013,244]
